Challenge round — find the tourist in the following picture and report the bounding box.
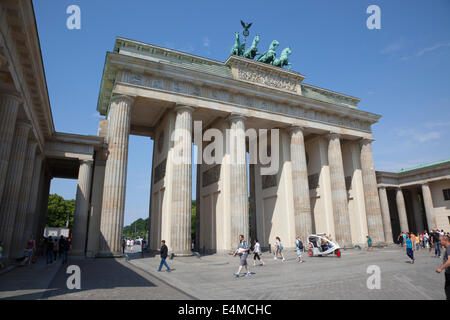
[141,240,146,257]
[122,238,126,254]
[367,235,373,251]
[295,235,304,263]
[233,234,251,277]
[130,239,134,253]
[252,239,264,267]
[415,233,420,250]
[158,240,171,272]
[406,233,415,264]
[46,237,54,264]
[424,231,429,248]
[273,236,285,261]
[433,230,441,258]
[435,234,450,300]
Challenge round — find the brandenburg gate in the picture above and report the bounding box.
[0,0,389,259]
[88,37,385,256]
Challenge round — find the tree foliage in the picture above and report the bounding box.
[46,193,75,230]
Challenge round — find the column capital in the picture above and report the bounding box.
[111,94,135,105]
[327,132,341,140]
[288,125,305,135]
[359,138,375,146]
[227,113,247,123]
[80,159,94,166]
[174,104,195,113]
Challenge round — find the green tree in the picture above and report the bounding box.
[123,218,148,239]
[46,194,75,230]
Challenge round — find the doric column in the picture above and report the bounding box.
[229,114,249,249]
[395,188,409,232]
[23,153,43,244]
[0,121,31,259]
[98,95,133,256]
[327,133,352,247]
[360,139,385,243]
[0,94,21,203]
[10,141,37,258]
[421,183,435,231]
[71,159,94,255]
[170,106,193,255]
[378,186,393,243]
[411,188,425,233]
[290,126,312,238]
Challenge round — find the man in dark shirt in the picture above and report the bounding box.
[158,240,171,272]
[46,237,54,264]
[433,230,441,257]
[436,234,450,300]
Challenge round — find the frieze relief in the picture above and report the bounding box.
[237,66,298,93]
[119,71,372,132]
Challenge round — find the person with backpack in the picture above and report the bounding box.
[233,234,251,277]
[295,235,304,263]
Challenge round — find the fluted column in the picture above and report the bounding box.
[0,121,31,259]
[23,154,43,244]
[411,188,424,233]
[395,188,409,232]
[0,94,21,203]
[360,139,385,243]
[229,114,249,249]
[170,106,193,255]
[10,141,37,258]
[327,133,352,247]
[421,183,435,231]
[378,187,393,243]
[71,159,94,255]
[290,126,312,238]
[98,95,133,256]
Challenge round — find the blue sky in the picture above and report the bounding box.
[33,0,450,225]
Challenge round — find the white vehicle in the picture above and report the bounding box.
[307,234,342,258]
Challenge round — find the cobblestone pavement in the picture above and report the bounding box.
[0,246,446,299]
[129,246,447,300]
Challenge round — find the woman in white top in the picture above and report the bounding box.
[252,239,265,267]
[274,236,285,261]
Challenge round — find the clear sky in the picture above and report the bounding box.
[33,0,450,226]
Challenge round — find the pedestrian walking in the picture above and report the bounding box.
[233,234,251,277]
[295,235,304,263]
[157,240,171,272]
[273,236,285,261]
[25,235,35,265]
[122,238,126,254]
[367,235,373,251]
[435,234,450,300]
[252,239,264,267]
[406,233,415,264]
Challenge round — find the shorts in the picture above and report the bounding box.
[239,254,248,266]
